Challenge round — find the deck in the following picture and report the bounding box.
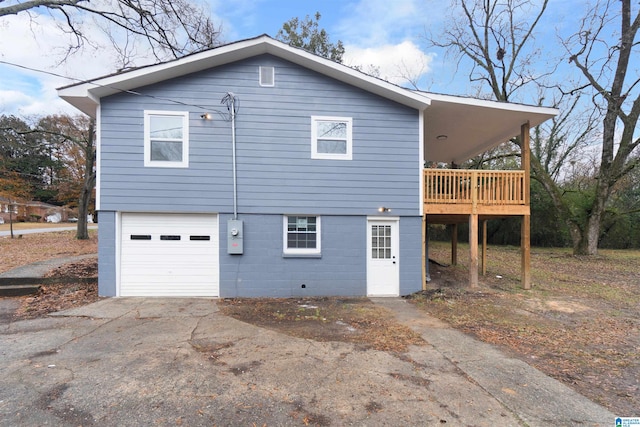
[423,169,529,218]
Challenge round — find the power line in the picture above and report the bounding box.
[0,60,233,121]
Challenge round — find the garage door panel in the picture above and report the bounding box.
[120,265,218,275]
[120,213,219,297]
[121,249,218,260]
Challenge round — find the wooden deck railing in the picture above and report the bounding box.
[424,169,526,206]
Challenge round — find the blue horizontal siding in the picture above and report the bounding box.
[99,54,420,216]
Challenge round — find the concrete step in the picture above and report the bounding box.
[0,284,40,297]
[0,277,97,286]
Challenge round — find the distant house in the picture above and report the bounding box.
[58,35,557,298]
[0,196,25,223]
[0,197,75,223]
[27,201,75,223]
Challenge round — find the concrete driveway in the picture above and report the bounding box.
[0,298,614,426]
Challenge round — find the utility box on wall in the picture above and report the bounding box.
[227,219,244,254]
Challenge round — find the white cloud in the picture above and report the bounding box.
[336,0,435,46]
[332,0,438,88]
[208,0,267,41]
[0,11,120,116]
[343,40,434,87]
[0,89,32,114]
[0,0,229,117]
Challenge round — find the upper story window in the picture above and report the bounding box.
[144,110,189,168]
[311,116,352,160]
[259,66,275,87]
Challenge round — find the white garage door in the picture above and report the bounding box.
[120,213,219,296]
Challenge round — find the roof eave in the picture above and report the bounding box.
[57,35,432,117]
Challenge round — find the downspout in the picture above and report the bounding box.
[231,95,238,220]
[222,92,238,220]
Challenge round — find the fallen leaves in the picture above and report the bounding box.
[413,242,640,416]
[13,257,99,320]
[0,231,97,273]
[219,297,425,352]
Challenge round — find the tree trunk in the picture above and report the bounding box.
[9,203,14,239]
[75,175,94,239]
[573,216,601,255]
[75,122,96,240]
[574,166,612,255]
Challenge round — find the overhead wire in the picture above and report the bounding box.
[0,59,235,121]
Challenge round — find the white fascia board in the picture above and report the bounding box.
[57,93,100,118]
[423,92,559,124]
[95,104,101,210]
[57,35,432,117]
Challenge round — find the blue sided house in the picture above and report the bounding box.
[58,35,557,298]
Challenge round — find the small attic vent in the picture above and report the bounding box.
[259,66,274,87]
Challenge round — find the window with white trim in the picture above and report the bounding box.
[283,215,321,255]
[144,110,189,167]
[311,116,352,160]
[259,66,275,87]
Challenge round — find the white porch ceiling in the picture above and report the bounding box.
[420,93,558,164]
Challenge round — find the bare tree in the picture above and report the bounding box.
[529,93,601,251]
[562,0,640,254]
[36,115,96,240]
[0,0,221,60]
[430,0,551,102]
[431,0,639,255]
[428,0,556,173]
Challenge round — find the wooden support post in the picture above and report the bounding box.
[451,224,458,266]
[482,219,488,276]
[521,121,532,290]
[522,214,531,289]
[469,214,478,288]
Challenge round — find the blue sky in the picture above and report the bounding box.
[0,0,586,117]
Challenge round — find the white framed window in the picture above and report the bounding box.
[311,116,352,160]
[283,215,321,255]
[259,66,275,87]
[144,110,189,168]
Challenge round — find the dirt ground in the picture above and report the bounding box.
[3,232,638,416]
[413,241,640,417]
[219,297,426,352]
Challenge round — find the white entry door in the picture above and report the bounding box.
[367,218,400,296]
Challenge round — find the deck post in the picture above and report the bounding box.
[521,121,532,289]
[521,215,531,289]
[481,219,488,276]
[451,224,458,266]
[469,214,479,288]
